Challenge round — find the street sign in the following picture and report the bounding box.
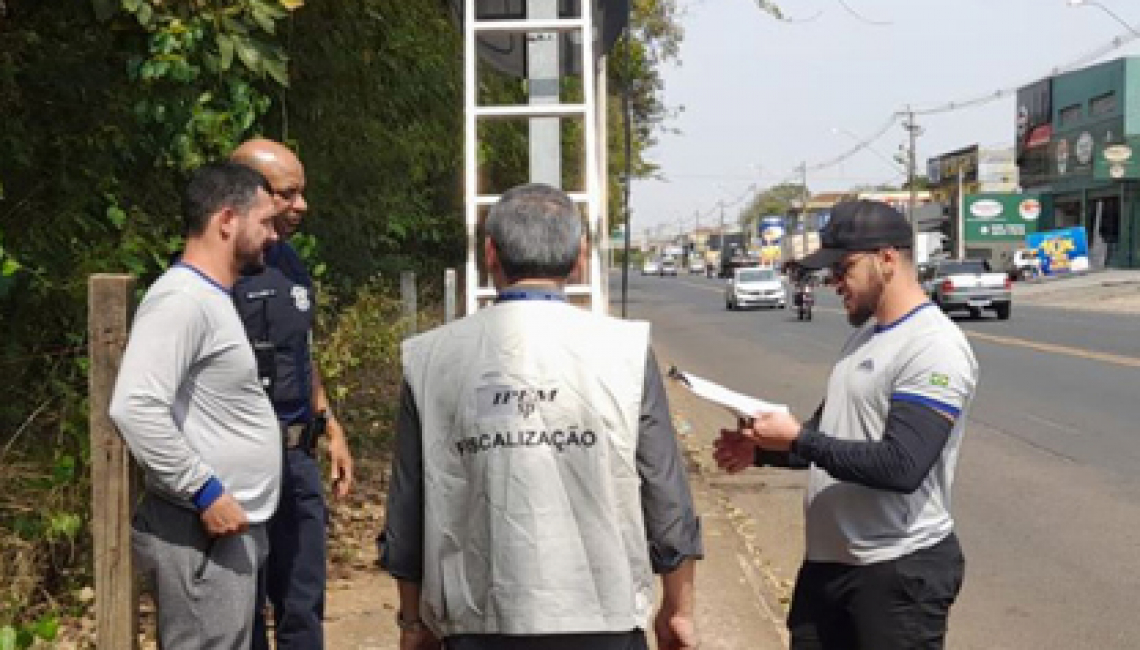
[963,193,1043,243]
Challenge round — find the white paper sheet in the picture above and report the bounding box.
[667,367,788,419]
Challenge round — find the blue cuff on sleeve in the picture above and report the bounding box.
[192,477,225,511]
[891,392,961,418]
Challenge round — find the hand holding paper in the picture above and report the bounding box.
[667,367,788,419]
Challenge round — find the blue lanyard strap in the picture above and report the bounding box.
[495,289,566,304]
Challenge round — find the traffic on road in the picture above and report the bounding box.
[613,266,1140,650]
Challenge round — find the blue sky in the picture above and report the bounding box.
[629,0,1140,237]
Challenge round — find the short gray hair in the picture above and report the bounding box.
[485,184,583,283]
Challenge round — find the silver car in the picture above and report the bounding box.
[726,267,787,310]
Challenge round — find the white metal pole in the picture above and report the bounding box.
[464,0,479,315]
[582,2,603,313]
[528,0,560,186]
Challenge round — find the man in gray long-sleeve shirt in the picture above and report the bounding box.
[378,183,703,650]
[109,161,282,650]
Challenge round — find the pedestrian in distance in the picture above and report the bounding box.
[230,138,356,650]
[379,183,702,650]
[714,199,979,650]
[109,161,282,650]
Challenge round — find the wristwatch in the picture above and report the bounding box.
[396,611,426,632]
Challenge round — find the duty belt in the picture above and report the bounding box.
[283,423,307,449]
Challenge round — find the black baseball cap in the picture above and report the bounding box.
[799,200,913,269]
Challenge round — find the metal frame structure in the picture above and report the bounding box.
[463,2,606,315]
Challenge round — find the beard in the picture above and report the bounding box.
[235,231,268,275]
[846,277,884,328]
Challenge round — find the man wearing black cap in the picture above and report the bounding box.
[713,200,979,649]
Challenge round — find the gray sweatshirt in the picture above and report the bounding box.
[109,265,281,523]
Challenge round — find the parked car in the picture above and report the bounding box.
[688,258,705,274]
[726,266,787,310]
[1006,248,1042,281]
[920,259,1012,319]
[641,258,660,276]
[659,258,678,276]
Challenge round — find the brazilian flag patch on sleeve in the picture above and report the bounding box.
[930,372,950,388]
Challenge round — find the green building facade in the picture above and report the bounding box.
[1018,56,1140,268]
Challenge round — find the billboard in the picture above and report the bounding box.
[963,194,1043,243]
[1027,227,1089,276]
[757,216,785,266]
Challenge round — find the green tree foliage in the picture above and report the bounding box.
[741,182,809,225]
[278,1,467,287]
[608,0,684,229]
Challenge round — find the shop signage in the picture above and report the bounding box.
[963,193,1042,243]
[1054,118,1125,179]
[1093,136,1140,180]
[1026,227,1090,276]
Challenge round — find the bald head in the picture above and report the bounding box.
[232,138,299,175]
[231,138,308,238]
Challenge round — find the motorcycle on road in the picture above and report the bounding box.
[794,284,814,321]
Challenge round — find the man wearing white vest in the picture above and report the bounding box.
[379,183,702,650]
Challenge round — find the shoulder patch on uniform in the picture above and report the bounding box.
[291,285,311,312]
[930,372,950,388]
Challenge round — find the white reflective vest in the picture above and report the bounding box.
[401,299,653,636]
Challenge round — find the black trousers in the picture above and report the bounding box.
[788,533,965,650]
[253,448,328,650]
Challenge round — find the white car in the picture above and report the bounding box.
[726,266,787,310]
[688,259,705,274]
[659,258,679,276]
[641,259,660,276]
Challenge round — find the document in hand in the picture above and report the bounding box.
[667,366,789,419]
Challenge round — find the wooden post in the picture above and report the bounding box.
[401,271,417,335]
[444,268,456,323]
[88,274,139,650]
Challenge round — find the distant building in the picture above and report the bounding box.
[927,144,1022,263]
[1015,56,1140,269]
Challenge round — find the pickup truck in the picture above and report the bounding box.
[918,259,1012,320]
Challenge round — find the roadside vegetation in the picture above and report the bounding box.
[0,0,683,643]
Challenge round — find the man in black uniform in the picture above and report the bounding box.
[231,138,355,650]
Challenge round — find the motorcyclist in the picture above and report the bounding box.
[794,269,815,320]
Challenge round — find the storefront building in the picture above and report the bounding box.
[927,145,1022,263]
[1017,56,1140,269]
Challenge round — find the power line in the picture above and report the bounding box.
[912,26,1140,116]
[836,0,892,26]
[672,25,1140,236]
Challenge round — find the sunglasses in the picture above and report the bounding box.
[830,252,875,280]
[271,186,303,203]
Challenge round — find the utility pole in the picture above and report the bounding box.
[718,200,725,253]
[956,166,966,259]
[903,106,923,251]
[800,162,810,259]
[694,209,700,242]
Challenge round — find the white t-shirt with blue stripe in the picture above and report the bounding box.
[806,303,978,565]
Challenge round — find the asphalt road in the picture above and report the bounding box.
[611,269,1140,649]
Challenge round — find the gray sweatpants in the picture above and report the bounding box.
[132,493,268,650]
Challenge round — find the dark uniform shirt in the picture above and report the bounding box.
[232,241,315,425]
